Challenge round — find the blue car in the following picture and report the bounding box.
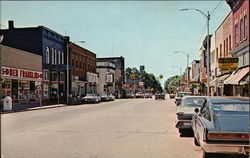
[192,97,250,158]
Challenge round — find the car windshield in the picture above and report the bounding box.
[213,103,250,114]
[181,98,205,107]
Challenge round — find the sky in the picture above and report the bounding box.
[0,1,231,86]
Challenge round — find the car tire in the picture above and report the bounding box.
[202,150,216,158]
[194,137,200,146]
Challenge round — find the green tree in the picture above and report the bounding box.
[164,75,182,93]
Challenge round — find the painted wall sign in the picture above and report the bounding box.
[1,66,42,80]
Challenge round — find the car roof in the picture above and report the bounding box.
[207,96,249,104]
[177,92,191,94]
[182,96,206,99]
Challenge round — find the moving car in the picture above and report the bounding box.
[169,93,176,99]
[175,96,206,135]
[155,92,165,100]
[82,94,99,103]
[192,97,250,158]
[175,92,192,106]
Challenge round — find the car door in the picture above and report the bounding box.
[195,100,212,144]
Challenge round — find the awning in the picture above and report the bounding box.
[209,74,230,87]
[209,78,217,87]
[224,67,249,85]
[239,75,249,85]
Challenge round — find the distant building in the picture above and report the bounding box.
[96,61,115,95]
[97,57,125,98]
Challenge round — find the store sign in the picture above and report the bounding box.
[87,72,98,83]
[106,74,113,83]
[1,66,42,80]
[218,57,238,72]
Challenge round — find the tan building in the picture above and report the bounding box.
[1,45,42,109]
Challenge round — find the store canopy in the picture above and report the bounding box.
[224,67,249,85]
[209,73,230,87]
[240,74,249,85]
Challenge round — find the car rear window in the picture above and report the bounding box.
[213,103,250,114]
[177,93,191,98]
[181,98,205,107]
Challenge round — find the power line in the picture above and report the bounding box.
[210,0,223,16]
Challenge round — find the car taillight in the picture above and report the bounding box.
[176,112,184,116]
[208,133,250,140]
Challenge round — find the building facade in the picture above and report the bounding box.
[97,57,125,98]
[1,45,42,110]
[0,21,68,105]
[96,61,115,95]
[69,43,97,97]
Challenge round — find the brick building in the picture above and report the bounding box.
[69,43,97,97]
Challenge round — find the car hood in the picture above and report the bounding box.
[216,115,250,133]
[177,107,197,114]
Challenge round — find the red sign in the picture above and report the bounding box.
[2,67,43,80]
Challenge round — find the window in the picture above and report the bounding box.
[216,47,218,60]
[60,72,65,81]
[51,48,54,65]
[235,22,238,46]
[51,72,58,81]
[44,70,50,81]
[223,40,225,57]
[240,18,244,41]
[58,51,61,65]
[243,13,247,39]
[61,52,64,65]
[226,38,228,55]
[71,59,74,67]
[45,47,50,64]
[55,49,57,65]
[201,101,211,121]
[220,44,222,57]
[229,35,232,50]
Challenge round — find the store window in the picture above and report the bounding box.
[44,70,50,81]
[12,80,18,103]
[2,80,11,99]
[30,81,41,102]
[51,72,58,81]
[43,83,49,98]
[60,72,65,81]
[18,80,30,100]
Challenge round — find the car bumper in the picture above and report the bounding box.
[175,120,192,129]
[202,142,250,155]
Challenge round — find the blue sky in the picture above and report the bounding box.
[1,1,231,85]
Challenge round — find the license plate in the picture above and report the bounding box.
[244,147,250,155]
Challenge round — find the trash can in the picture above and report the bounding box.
[4,96,12,111]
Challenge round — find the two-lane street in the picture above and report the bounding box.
[2,98,202,158]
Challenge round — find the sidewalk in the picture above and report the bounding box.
[1,104,67,114]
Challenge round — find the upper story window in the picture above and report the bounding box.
[58,51,61,65]
[226,38,228,55]
[229,35,232,50]
[243,10,247,39]
[235,19,238,46]
[61,52,64,65]
[220,44,222,57]
[240,16,244,41]
[223,40,225,57]
[54,49,57,65]
[45,47,50,64]
[44,70,50,81]
[51,48,55,65]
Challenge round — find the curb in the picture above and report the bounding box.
[1,104,67,114]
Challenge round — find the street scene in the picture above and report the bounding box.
[0,0,249,158]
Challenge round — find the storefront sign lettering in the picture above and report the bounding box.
[1,67,42,80]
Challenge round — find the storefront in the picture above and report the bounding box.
[1,66,42,106]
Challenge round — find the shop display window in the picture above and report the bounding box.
[12,80,18,103]
[2,80,11,99]
[43,83,49,98]
[30,81,42,102]
[18,80,30,100]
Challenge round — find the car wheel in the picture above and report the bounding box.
[202,150,216,158]
[194,137,200,146]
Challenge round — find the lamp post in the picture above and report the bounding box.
[174,51,189,91]
[179,8,210,96]
[66,41,85,104]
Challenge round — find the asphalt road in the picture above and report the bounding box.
[2,97,203,158]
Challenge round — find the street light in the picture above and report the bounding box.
[66,40,85,104]
[174,51,190,92]
[179,8,210,96]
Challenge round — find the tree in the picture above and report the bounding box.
[164,75,182,93]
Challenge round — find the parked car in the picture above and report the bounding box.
[169,93,176,99]
[192,97,250,158]
[100,94,109,101]
[135,92,144,98]
[82,94,99,103]
[126,92,134,98]
[108,94,115,101]
[175,96,206,135]
[144,93,152,98]
[175,92,192,106]
[155,92,165,100]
